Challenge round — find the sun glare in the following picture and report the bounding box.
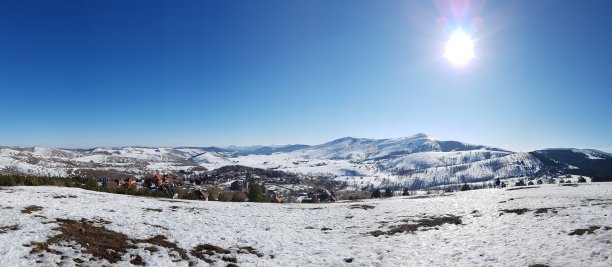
[444,29,475,66]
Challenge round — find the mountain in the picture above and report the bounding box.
[530,148,612,181]
[1,134,610,187]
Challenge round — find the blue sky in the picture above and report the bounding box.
[0,0,610,151]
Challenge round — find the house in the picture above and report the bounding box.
[230,180,248,192]
[121,178,135,189]
[101,178,120,190]
[144,172,178,188]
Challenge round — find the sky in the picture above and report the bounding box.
[0,0,611,152]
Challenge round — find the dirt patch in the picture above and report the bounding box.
[28,218,193,265]
[238,246,264,257]
[145,246,159,253]
[405,194,450,199]
[130,255,145,266]
[506,186,539,191]
[370,215,462,237]
[29,218,130,263]
[561,184,579,187]
[134,235,188,261]
[344,257,354,263]
[190,244,231,263]
[498,198,519,204]
[534,208,560,214]
[21,205,43,214]
[53,195,78,199]
[158,199,187,203]
[499,208,530,215]
[191,244,265,264]
[349,204,375,210]
[0,224,18,234]
[143,208,163,212]
[321,227,332,231]
[568,226,611,236]
[529,264,550,267]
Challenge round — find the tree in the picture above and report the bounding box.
[384,188,393,198]
[402,188,410,196]
[218,192,231,202]
[461,183,471,191]
[231,192,246,202]
[371,188,382,198]
[248,183,265,202]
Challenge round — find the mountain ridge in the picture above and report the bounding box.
[1,135,611,184]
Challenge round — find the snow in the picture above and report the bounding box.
[572,149,608,160]
[1,184,611,266]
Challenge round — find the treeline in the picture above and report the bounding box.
[0,175,270,202]
[0,175,173,199]
[0,175,98,189]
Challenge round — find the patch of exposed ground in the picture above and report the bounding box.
[190,243,267,264]
[500,207,565,216]
[506,186,540,191]
[534,208,560,214]
[406,194,451,199]
[568,226,611,236]
[21,205,43,214]
[237,246,264,257]
[561,184,579,187]
[27,217,267,266]
[134,235,188,261]
[52,195,77,199]
[143,208,162,212]
[190,244,231,263]
[0,224,18,234]
[129,254,145,265]
[349,204,375,210]
[28,218,130,263]
[370,215,462,237]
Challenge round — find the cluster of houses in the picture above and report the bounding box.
[97,168,328,203]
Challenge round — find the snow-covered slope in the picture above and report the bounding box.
[4,134,610,186]
[1,184,611,266]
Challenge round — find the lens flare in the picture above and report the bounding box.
[444,29,475,66]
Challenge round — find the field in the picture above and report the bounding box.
[1,183,611,266]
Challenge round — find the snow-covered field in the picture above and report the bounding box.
[1,183,611,266]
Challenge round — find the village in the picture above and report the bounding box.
[97,165,339,203]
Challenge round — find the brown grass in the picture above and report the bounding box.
[134,235,188,260]
[370,215,462,237]
[143,208,163,212]
[28,218,195,265]
[568,225,611,236]
[0,224,18,234]
[21,205,43,214]
[506,186,539,191]
[238,246,264,257]
[29,218,130,263]
[499,208,530,215]
[349,204,375,210]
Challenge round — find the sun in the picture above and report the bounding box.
[444,29,475,66]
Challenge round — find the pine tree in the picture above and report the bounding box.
[371,188,382,198]
[248,183,265,202]
[384,188,393,197]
